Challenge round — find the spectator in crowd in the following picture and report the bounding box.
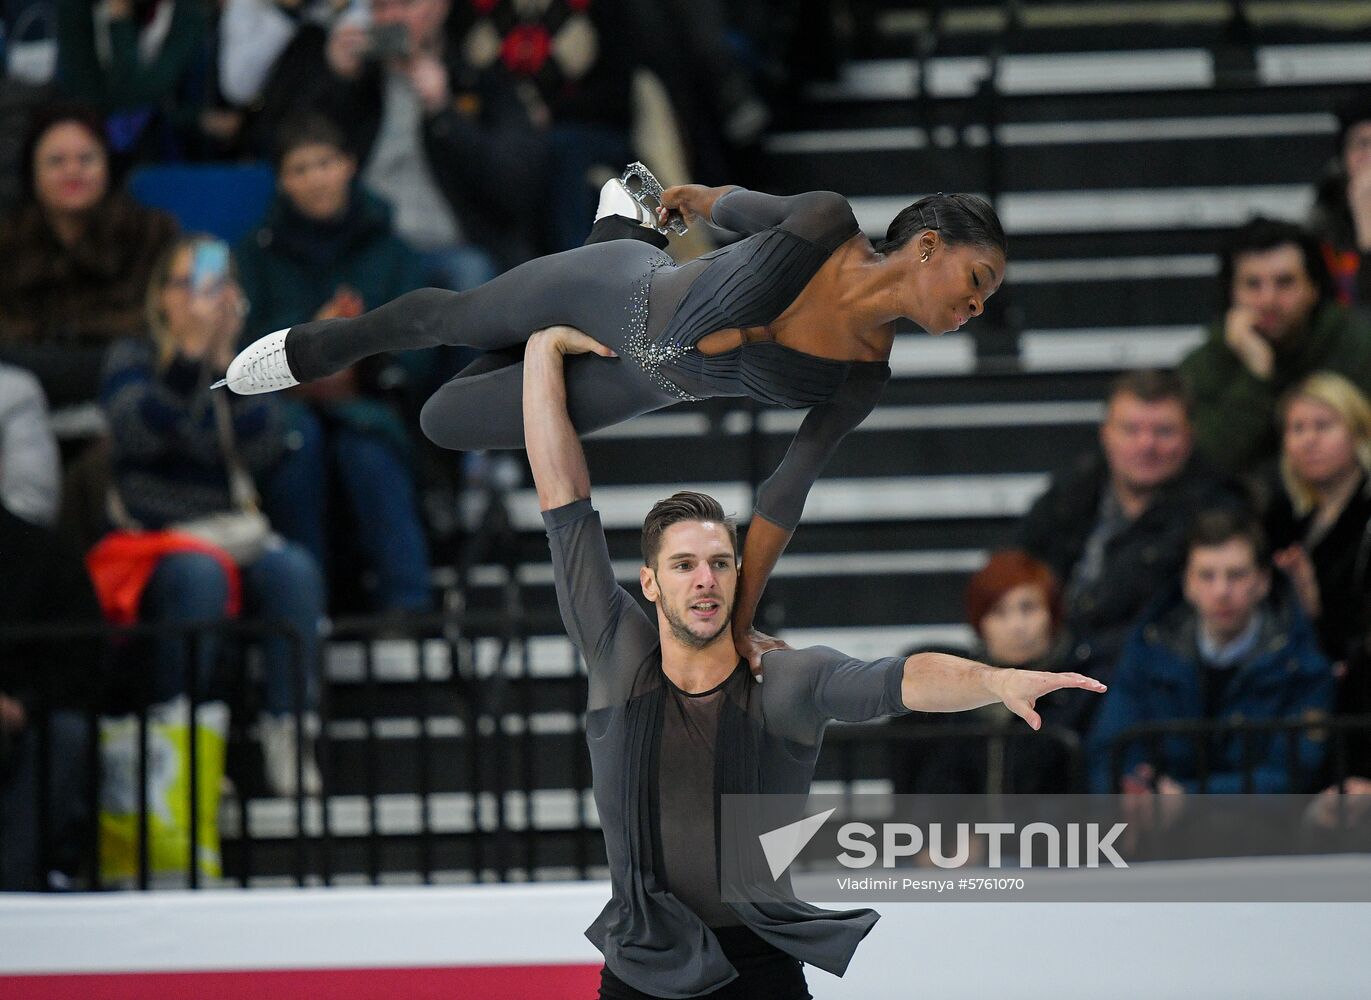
[0,350,101,890]
[448,0,638,251]
[56,0,212,157]
[100,234,324,796]
[1087,510,1333,794]
[236,114,432,613]
[1020,369,1242,734]
[908,550,1074,794]
[1310,94,1371,306]
[0,362,60,526]
[0,501,102,890]
[636,0,771,181]
[218,0,351,110]
[309,0,546,284]
[1180,217,1371,477]
[0,103,178,409]
[1264,374,1371,749]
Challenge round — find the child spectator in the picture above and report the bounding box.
[236,114,432,613]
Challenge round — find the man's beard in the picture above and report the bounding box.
[661,595,733,651]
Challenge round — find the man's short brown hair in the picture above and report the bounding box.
[1187,508,1268,567]
[1108,369,1193,417]
[641,492,738,567]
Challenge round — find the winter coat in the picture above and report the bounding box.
[235,187,425,454]
[0,198,178,407]
[1019,448,1245,733]
[236,187,424,345]
[56,0,210,119]
[1264,471,1371,668]
[0,505,103,714]
[1180,301,1371,476]
[1086,584,1334,793]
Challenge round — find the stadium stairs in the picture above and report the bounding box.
[216,0,1371,885]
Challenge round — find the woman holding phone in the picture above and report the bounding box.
[99,235,325,797]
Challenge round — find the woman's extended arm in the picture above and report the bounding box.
[732,364,890,673]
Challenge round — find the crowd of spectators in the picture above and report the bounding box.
[0,0,786,890]
[0,2,1369,891]
[923,109,1371,794]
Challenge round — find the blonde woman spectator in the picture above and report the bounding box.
[100,234,324,796]
[1265,372,1371,667]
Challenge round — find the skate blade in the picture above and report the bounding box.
[619,161,689,237]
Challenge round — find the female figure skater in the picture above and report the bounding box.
[222,172,1007,667]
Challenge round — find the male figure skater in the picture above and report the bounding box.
[524,326,1106,999]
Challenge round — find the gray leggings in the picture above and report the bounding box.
[285,222,679,451]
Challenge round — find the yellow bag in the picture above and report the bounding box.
[98,697,228,884]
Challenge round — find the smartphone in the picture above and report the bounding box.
[190,240,230,296]
[365,23,410,61]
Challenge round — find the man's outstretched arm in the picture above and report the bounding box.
[523,327,617,511]
[901,652,1107,731]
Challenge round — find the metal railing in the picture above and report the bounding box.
[0,617,308,892]
[6,612,1371,891]
[1108,714,1371,793]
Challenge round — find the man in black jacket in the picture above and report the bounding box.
[1019,369,1245,734]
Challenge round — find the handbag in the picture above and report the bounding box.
[108,392,277,565]
[171,509,272,564]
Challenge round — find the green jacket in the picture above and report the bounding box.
[1180,301,1371,475]
[236,187,426,454]
[58,0,210,117]
[236,187,424,344]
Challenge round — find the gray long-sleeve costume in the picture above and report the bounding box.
[283,189,890,531]
[544,499,910,997]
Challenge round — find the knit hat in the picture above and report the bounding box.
[965,550,1063,638]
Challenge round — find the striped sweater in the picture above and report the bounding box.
[100,337,283,528]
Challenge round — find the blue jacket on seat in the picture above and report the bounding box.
[1087,583,1334,793]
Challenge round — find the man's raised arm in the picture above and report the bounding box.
[522,327,618,510]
